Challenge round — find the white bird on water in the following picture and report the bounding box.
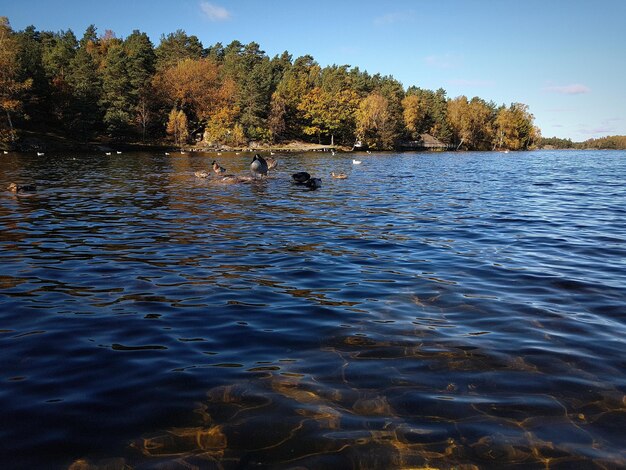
[116,151,122,154]
[352,159,362,164]
[105,152,112,156]
[37,152,45,156]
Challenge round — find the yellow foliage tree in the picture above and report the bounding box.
[494,103,538,150]
[356,92,397,149]
[298,86,359,145]
[401,94,425,139]
[153,58,224,120]
[166,108,188,146]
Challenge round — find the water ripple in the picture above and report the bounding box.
[1,150,625,468]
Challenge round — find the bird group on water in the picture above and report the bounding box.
[5,149,365,195]
[193,153,329,190]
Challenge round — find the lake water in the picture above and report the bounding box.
[1,149,625,469]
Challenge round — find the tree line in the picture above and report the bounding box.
[1,17,541,150]
[540,135,626,150]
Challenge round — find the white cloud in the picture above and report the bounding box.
[543,84,590,95]
[200,2,231,21]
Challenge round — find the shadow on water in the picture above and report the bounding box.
[1,150,625,469]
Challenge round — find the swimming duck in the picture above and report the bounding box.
[250,154,268,177]
[8,182,37,193]
[305,177,322,190]
[194,170,210,178]
[212,160,226,174]
[266,156,278,170]
[292,172,311,184]
[331,172,348,179]
[352,159,362,164]
[36,152,45,156]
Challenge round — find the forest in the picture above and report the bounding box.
[540,135,626,150]
[2,17,543,151]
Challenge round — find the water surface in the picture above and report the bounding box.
[1,150,625,469]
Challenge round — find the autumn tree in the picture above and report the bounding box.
[298,84,359,145]
[356,92,397,149]
[405,87,452,143]
[447,96,496,150]
[166,108,188,146]
[0,17,33,142]
[272,55,320,139]
[402,94,426,140]
[494,103,538,150]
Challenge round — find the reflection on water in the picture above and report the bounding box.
[1,150,625,469]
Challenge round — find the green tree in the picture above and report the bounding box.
[66,27,103,138]
[124,30,156,140]
[41,29,77,80]
[405,87,452,143]
[273,54,320,139]
[14,25,48,124]
[100,42,131,136]
[155,30,203,70]
[221,41,275,141]
[0,17,33,142]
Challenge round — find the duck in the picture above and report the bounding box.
[105,152,112,156]
[116,151,122,154]
[3,151,8,154]
[292,172,311,184]
[266,156,278,170]
[7,182,37,193]
[194,170,210,178]
[213,175,255,185]
[305,177,322,190]
[250,154,268,177]
[165,152,170,156]
[291,172,322,190]
[36,152,45,156]
[212,160,226,174]
[331,172,348,179]
[352,159,362,164]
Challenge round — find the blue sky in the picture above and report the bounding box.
[3,0,625,141]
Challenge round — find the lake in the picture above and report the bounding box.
[1,149,625,469]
